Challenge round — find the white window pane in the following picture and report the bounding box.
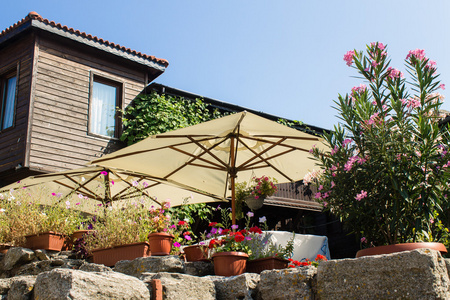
[90,81,117,137]
[2,76,17,129]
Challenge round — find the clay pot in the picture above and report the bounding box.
[24,231,65,251]
[183,245,207,262]
[246,256,289,274]
[212,251,248,276]
[148,232,174,256]
[356,242,447,258]
[91,242,151,267]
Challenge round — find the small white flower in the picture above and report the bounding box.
[0,208,5,213]
[81,177,86,182]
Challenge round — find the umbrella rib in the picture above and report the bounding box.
[236,137,295,182]
[92,136,216,164]
[168,145,226,170]
[252,134,320,141]
[53,180,101,200]
[163,136,229,179]
[59,174,104,200]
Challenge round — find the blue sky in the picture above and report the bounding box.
[2,1,450,130]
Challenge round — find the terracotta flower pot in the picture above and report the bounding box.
[91,242,151,267]
[71,230,95,241]
[246,256,289,274]
[25,231,65,251]
[148,232,174,256]
[212,251,248,277]
[356,242,447,258]
[245,195,266,210]
[183,245,207,262]
[0,244,12,254]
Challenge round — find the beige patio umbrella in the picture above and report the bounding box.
[0,166,222,214]
[91,111,328,223]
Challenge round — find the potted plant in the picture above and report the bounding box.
[236,176,278,211]
[147,202,178,256]
[85,203,155,266]
[209,227,252,277]
[237,212,295,273]
[308,42,450,257]
[0,187,83,251]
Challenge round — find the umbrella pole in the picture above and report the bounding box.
[231,175,236,225]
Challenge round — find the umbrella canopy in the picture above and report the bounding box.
[91,111,328,223]
[0,166,221,214]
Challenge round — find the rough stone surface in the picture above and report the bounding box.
[1,248,36,271]
[34,250,50,261]
[7,275,36,300]
[14,259,84,277]
[258,266,317,300]
[316,249,450,299]
[114,255,184,278]
[212,273,260,300]
[0,278,13,294]
[79,262,113,273]
[34,269,150,299]
[143,272,215,300]
[184,261,214,276]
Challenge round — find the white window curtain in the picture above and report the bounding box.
[90,81,117,137]
[2,76,17,130]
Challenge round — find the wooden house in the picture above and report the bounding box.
[0,12,168,185]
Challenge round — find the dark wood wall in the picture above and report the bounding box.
[0,34,34,175]
[27,34,148,173]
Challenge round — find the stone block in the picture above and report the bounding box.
[316,249,450,299]
[34,269,150,299]
[212,273,260,300]
[114,255,184,278]
[8,275,36,300]
[257,266,317,300]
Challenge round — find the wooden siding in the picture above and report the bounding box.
[27,35,148,173]
[0,35,34,173]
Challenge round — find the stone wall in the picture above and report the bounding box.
[0,247,449,299]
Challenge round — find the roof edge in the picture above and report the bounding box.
[0,12,169,70]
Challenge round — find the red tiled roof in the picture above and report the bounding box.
[0,12,169,67]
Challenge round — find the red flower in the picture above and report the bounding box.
[221,229,230,235]
[183,231,191,236]
[315,254,327,261]
[249,226,262,234]
[209,222,218,227]
[234,234,245,242]
[209,239,220,249]
[178,220,188,226]
[239,229,248,235]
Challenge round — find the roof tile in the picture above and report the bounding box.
[1,12,169,67]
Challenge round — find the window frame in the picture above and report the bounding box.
[0,66,19,132]
[88,73,123,139]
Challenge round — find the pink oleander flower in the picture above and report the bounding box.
[314,192,322,200]
[386,67,403,79]
[331,145,339,155]
[440,84,446,90]
[344,50,355,66]
[406,49,426,61]
[360,237,367,243]
[351,84,367,96]
[355,190,368,201]
[342,139,353,147]
[330,181,335,188]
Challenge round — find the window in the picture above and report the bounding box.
[0,72,17,131]
[89,76,122,138]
